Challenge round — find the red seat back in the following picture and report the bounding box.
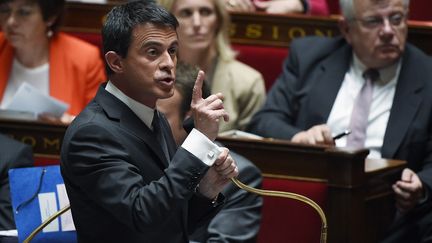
[258,178,327,243]
[232,44,288,91]
[68,32,103,50]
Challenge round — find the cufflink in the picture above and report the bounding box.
[207,151,215,159]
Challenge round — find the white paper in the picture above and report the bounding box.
[218,129,263,139]
[38,192,59,233]
[66,0,106,3]
[5,83,69,118]
[56,184,76,231]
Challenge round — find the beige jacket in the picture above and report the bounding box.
[212,59,266,133]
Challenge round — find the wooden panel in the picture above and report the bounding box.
[217,136,405,243]
[63,1,432,54]
[0,118,66,159]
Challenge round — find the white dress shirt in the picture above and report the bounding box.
[105,81,221,166]
[1,58,49,108]
[326,55,401,158]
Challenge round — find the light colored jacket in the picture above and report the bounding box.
[212,58,266,132]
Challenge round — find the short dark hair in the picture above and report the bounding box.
[102,1,179,75]
[175,62,211,120]
[0,0,65,33]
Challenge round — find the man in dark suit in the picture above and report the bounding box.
[60,2,238,243]
[247,0,432,242]
[157,62,262,243]
[0,134,33,243]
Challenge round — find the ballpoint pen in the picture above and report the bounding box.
[332,130,351,140]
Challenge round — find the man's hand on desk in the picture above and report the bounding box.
[291,124,335,146]
[198,148,239,200]
[392,168,425,214]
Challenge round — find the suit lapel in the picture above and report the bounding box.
[305,44,352,124]
[95,86,169,169]
[382,47,424,158]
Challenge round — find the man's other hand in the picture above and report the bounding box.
[291,124,335,145]
[198,148,239,199]
[393,168,425,214]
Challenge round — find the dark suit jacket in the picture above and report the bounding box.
[60,85,223,243]
[247,36,432,241]
[190,150,262,243]
[0,134,33,231]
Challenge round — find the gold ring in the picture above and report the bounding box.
[227,0,237,7]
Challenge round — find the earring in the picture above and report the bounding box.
[47,29,53,38]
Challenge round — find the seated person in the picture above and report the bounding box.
[157,62,263,242]
[224,0,329,16]
[0,0,106,123]
[0,134,33,243]
[247,0,432,242]
[158,0,266,133]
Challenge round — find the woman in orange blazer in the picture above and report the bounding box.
[0,0,106,122]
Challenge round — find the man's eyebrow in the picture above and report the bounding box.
[170,40,179,47]
[142,40,179,48]
[142,41,164,48]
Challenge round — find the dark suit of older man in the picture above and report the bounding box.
[248,35,432,242]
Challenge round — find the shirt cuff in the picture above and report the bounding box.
[181,128,222,166]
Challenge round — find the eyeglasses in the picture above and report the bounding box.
[351,12,407,29]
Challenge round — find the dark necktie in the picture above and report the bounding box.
[152,110,170,162]
[346,69,380,148]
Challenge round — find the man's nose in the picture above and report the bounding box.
[379,18,396,40]
[160,51,175,70]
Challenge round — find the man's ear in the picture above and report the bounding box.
[338,17,353,45]
[105,51,123,74]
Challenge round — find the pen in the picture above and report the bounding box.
[333,130,351,140]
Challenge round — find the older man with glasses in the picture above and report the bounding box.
[247,0,432,242]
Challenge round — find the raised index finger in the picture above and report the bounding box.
[192,70,205,104]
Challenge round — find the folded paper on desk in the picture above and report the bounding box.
[218,130,263,139]
[0,109,38,120]
[5,83,68,118]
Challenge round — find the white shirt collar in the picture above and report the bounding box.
[352,54,401,85]
[105,81,154,130]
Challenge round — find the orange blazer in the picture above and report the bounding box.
[0,32,106,116]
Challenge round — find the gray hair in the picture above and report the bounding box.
[339,0,410,20]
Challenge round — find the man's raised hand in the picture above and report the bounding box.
[191,70,229,141]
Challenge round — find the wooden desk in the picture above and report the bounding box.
[217,136,405,243]
[0,118,66,159]
[63,1,432,54]
[0,117,405,242]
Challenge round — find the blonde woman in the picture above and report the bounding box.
[159,0,266,133]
